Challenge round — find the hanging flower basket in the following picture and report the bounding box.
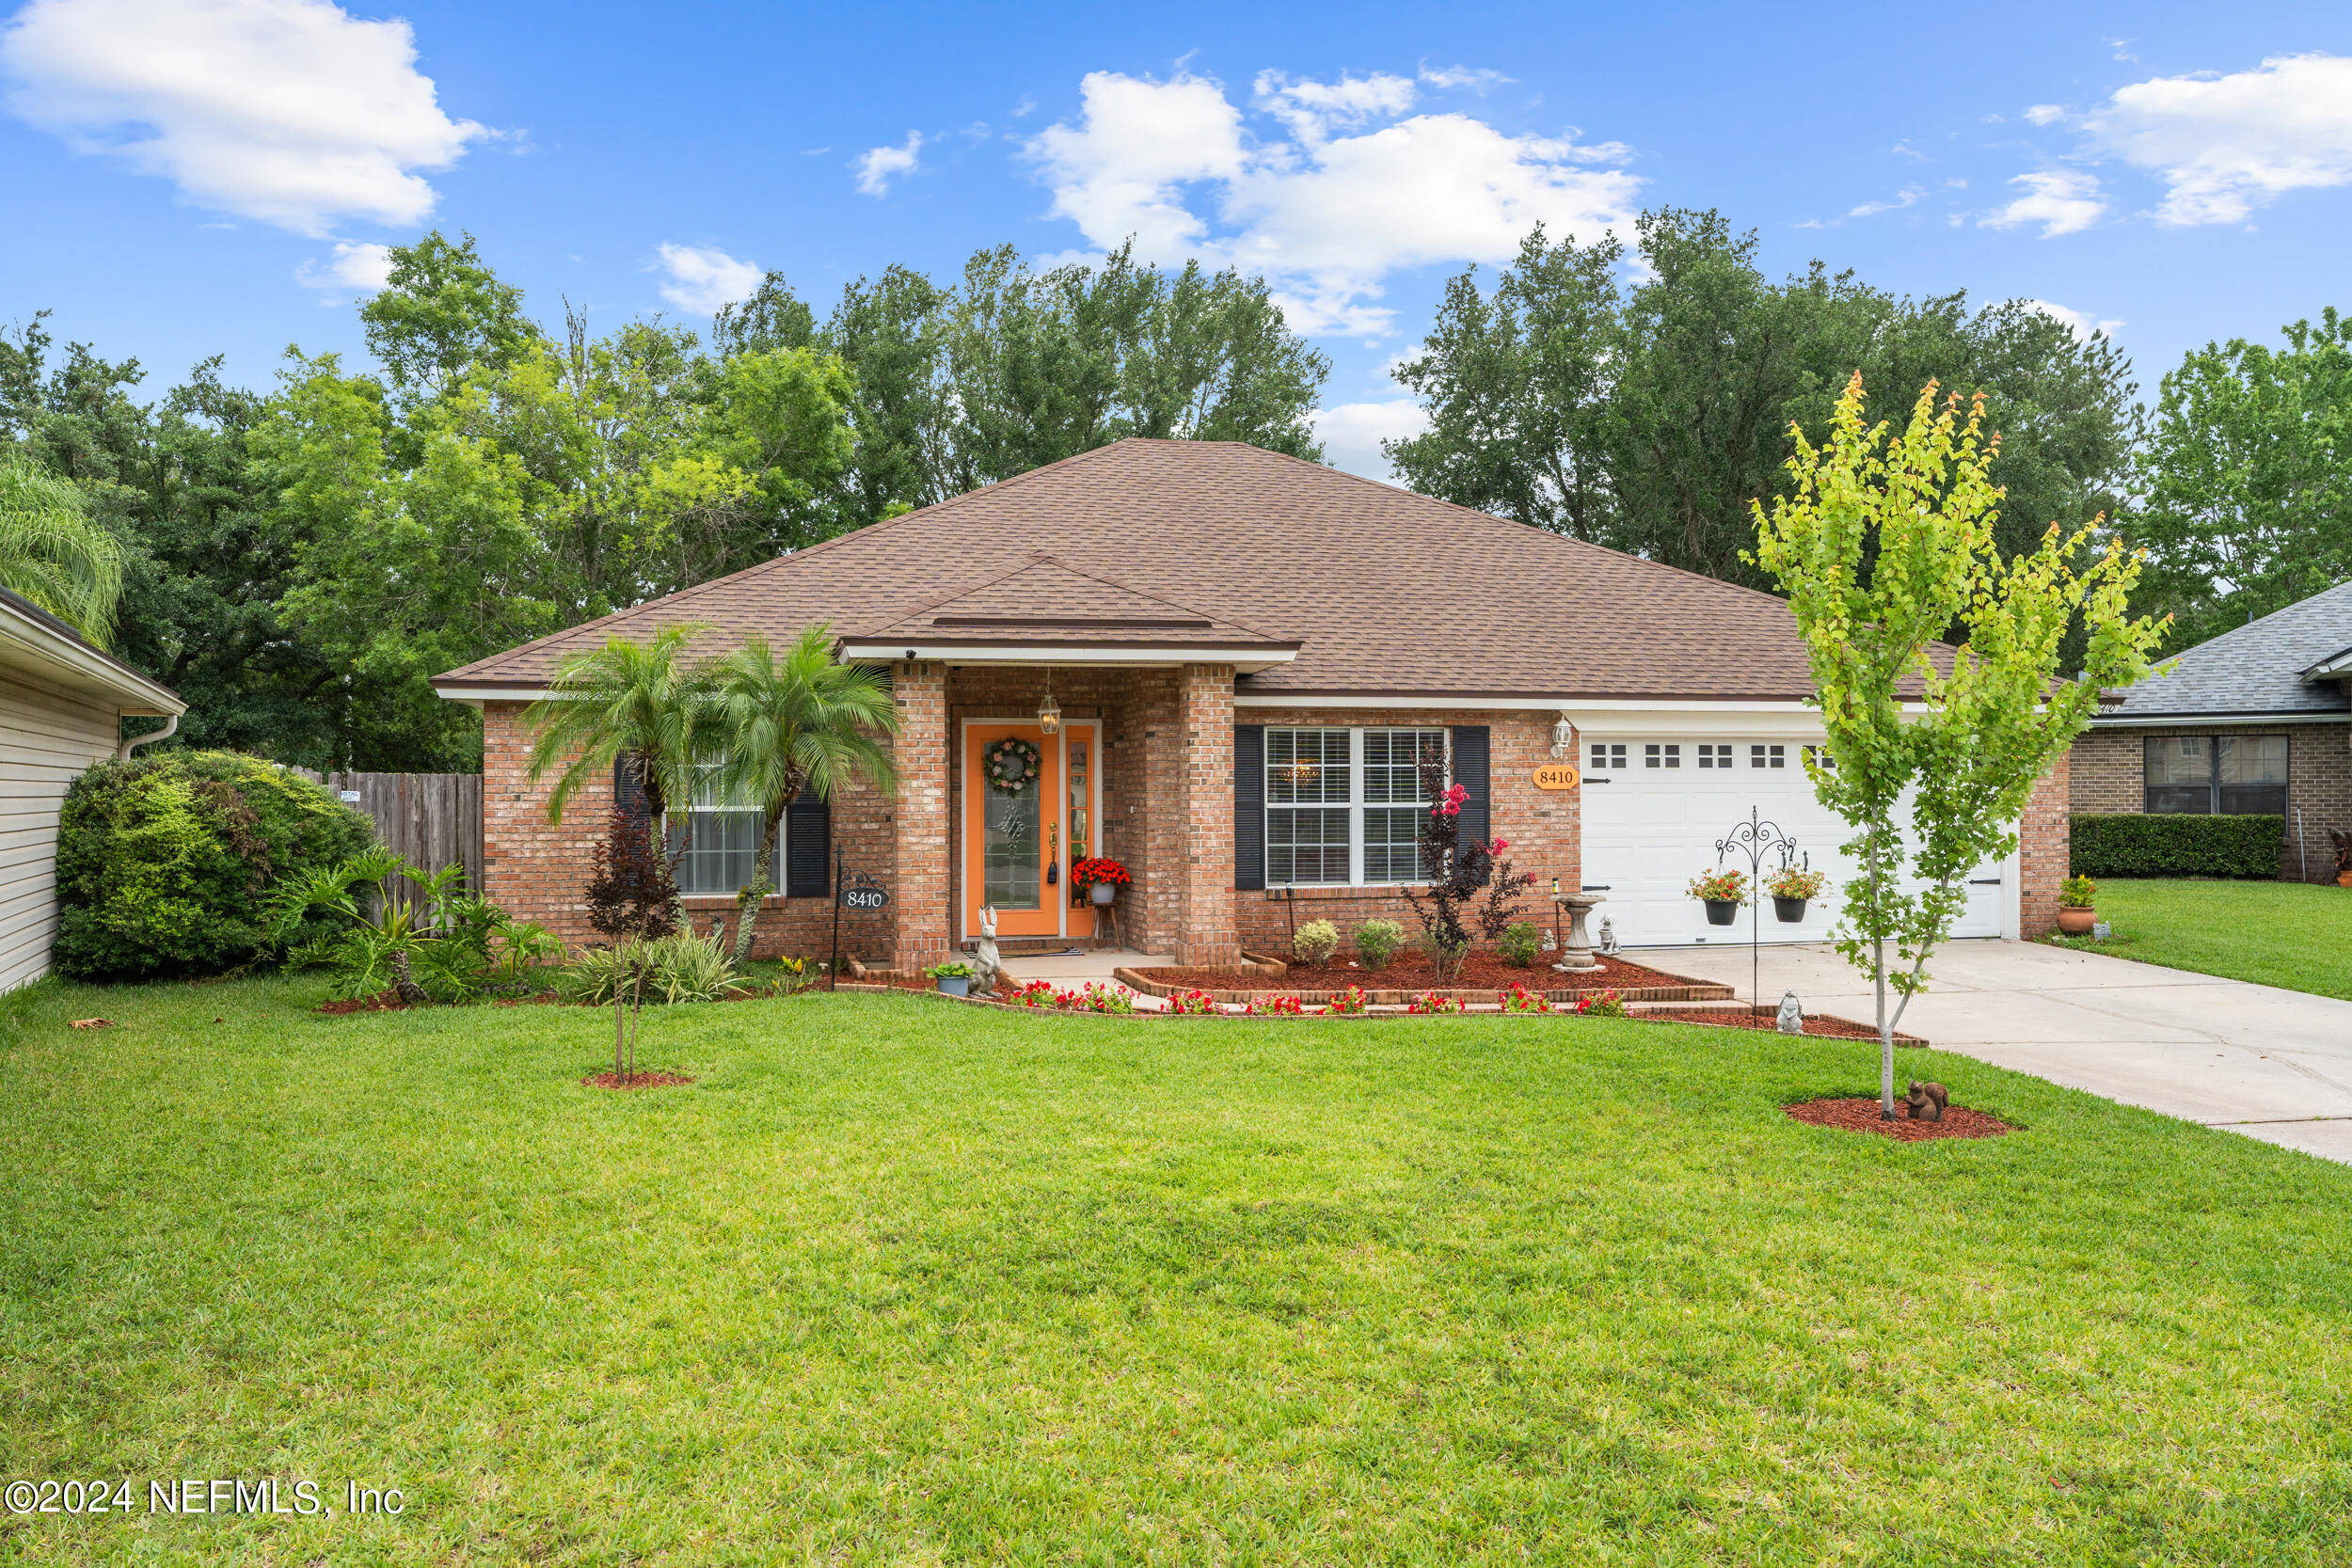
[983,736,1042,796]
[1765,866,1827,924]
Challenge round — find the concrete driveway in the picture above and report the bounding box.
[1650,940,2352,1164]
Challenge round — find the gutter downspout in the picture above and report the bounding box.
[116,713,179,762]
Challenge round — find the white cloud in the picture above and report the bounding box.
[0,0,485,236]
[1311,396,1428,480]
[2086,53,2352,225]
[853,130,922,197]
[1417,63,1512,93]
[1848,184,1923,218]
[1979,170,2106,236]
[2016,298,2124,341]
[2024,103,2066,126]
[1025,69,1639,336]
[294,238,390,292]
[654,243,760,313]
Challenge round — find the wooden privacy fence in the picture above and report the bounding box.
[319,771,485,891]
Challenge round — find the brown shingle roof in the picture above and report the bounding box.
[859,554,1296,650]
[433,438,1827,700]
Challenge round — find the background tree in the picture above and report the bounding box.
[1391,212,2138,602]
[2127,309,2352,651]
[709,626,898,960]
[1752,375,2165,1117]
[0,455,123,644]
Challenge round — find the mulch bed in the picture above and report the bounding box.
[1146,950,1687,992]
[1783,1096,2014,1142]
[580,1069,696,1091]
[1637,1008,1923,1043]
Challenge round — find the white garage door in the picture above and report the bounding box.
[1577,736,2010,949]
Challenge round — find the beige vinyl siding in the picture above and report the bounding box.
[0,669,119,992]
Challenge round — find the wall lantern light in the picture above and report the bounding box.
[1551,711,1574,759]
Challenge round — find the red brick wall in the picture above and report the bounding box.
[890,661,949,969]
[2019,751,2070,939]
[1176,664,1239,966]
[1232,708,1578,958]
[2069,722,2352,882]
[479,702,899,964]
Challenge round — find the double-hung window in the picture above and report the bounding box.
[1266,727,1445,885]
[2144,736,2287,816]
[670,759,764,895]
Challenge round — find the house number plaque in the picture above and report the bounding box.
[1532,764,1581,791]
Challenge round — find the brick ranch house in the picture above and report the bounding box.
[432,439,2070,969]
[2072,580,2351,882]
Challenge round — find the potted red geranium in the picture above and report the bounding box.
[1071,856,1130,907]
[1687,868,1749,927]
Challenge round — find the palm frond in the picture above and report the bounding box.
[0,461,126,646]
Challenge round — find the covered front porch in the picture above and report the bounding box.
[850,555,1300,973]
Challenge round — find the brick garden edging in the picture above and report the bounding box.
[1111,964,1736,1008]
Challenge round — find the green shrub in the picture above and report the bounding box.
[557,932,744,1006]
[1499,921,1542,967]
[55,752,373,979]
[2071,814,2281,879]
[1354,919,1406,971]
[1292,919,1340,965]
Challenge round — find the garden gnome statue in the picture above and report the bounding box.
[969,906,1005,995]
[1552,891,1606,973]
[1775,990,1804,1035]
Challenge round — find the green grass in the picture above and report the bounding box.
[3,976,2349,1565]
[2044,877,2352,1000]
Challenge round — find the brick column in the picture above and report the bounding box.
[891,661,951,971]
[1174,662,1240,966]
[2018,749,2071,939]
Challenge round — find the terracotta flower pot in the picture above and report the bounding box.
[1705,899,1738,927]
[2057,907,2095,935]
[2339,871,2352,888]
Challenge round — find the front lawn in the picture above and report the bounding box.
[2046,876,2352,1000]
[3,977,2348,1564]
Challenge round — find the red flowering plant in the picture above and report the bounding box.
[1070,857,1131,891]
[1574,989,1627,1018]
[1324,984,1368,1015]
[1406,990,1466,1015]
[1165,989,1219,1015]
[1011,980,1060,1008]
[1502,982,1552,1014]
[1398,752,1535,982]
[1246,994,1307,1016]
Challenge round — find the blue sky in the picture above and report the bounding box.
[6,0,2351,476]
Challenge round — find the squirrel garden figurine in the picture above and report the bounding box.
[1904,1080,1949,1122]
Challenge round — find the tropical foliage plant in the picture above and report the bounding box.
[1751,373,2165,1116]
[709,626,897,961]
[0,457,124,645]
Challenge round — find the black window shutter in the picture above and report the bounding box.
[1233,725,1265,892]
[784,786,831,898]
[1452,726,1491,847]
[612,752,650,819]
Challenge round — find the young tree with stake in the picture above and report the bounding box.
[1751,375,2165,1118]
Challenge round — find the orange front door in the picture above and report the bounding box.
[966,723,1062,938]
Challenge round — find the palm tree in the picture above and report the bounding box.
[524,624,723,873]
[711,626,898,962]
[0,459,125,647]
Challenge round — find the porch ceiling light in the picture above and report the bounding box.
[1551,711,1574,758]
[1038,679,1061,736]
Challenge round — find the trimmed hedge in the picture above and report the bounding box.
[55,751,375,980]
[2070,813,2282,879]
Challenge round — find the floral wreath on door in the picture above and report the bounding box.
[983,736,1043,796]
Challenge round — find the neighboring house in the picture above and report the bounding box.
[0,587,185,991]
[433,440,2069,968]
[2074,580,2352,882]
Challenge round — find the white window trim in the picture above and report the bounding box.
[1266,725,1448,889]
